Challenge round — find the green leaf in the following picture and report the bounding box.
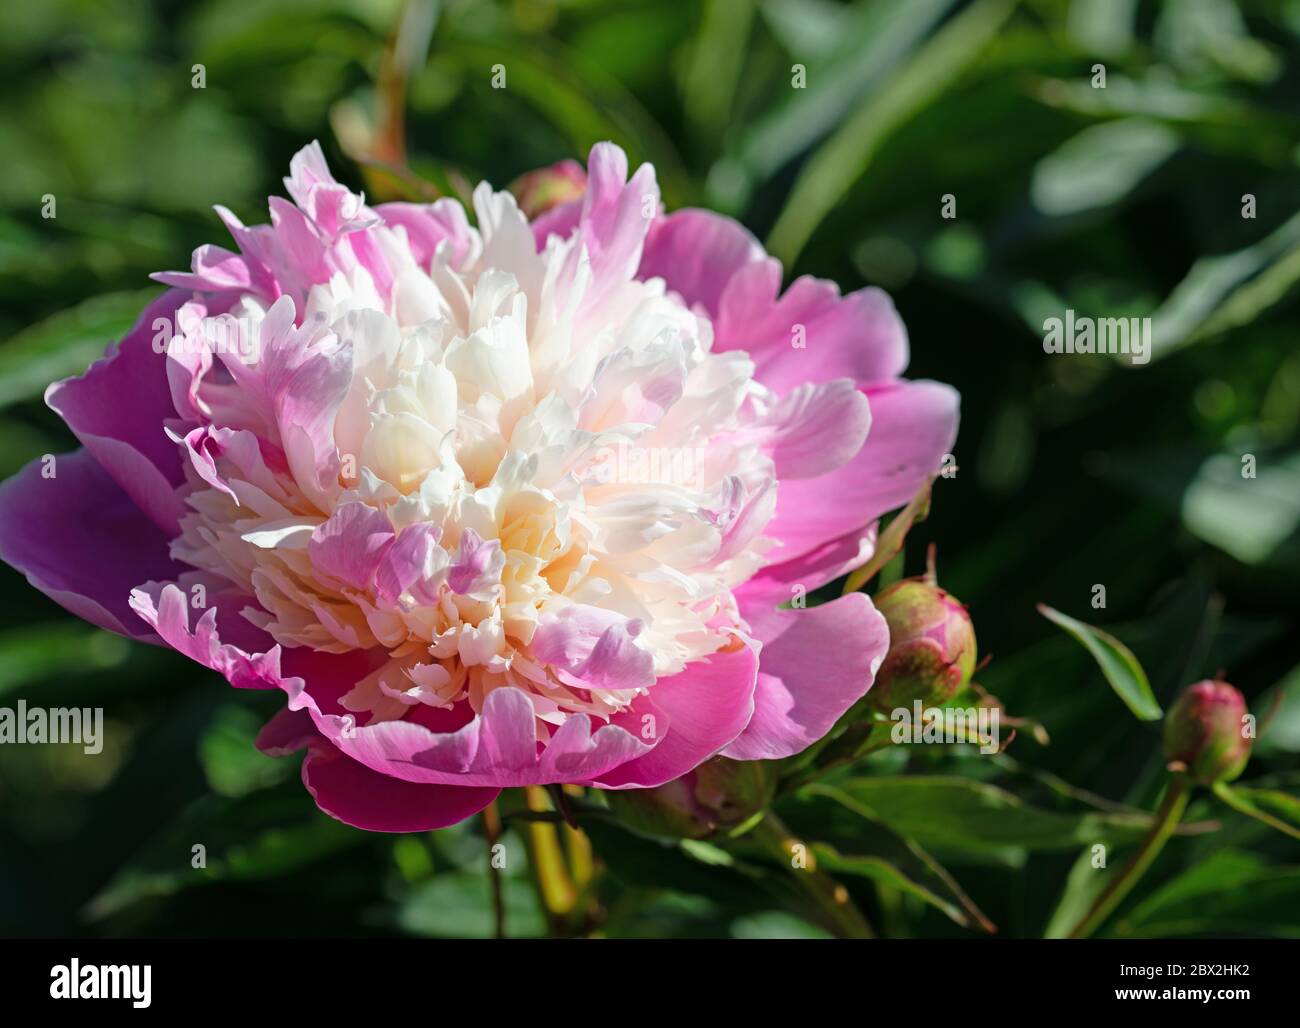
[1213,782,1300,841]
[0,623,130,697]
[781,780,996,932]
[812,840,995,933]
[680,0,756,152]
[0,288,159,410]
[1113,850,1300,938]
[579,818,767,909]
[1044,847,1112,939]
[1257,662,1300,756]
[736,0,958,186]
[1030,118,1180,217]
[430,36,689,207]
[1036,604,1161,720]
[1148,210,1300,360]
[766,0,1017,265]
[842,476,933,594]
[1098,446,1300,568]
[1180,450,1300,566]
[399,873,546,939]
[198,705,292,798]
[730,910,832,939]
[809,776,1158,864]
[87,789,363,920]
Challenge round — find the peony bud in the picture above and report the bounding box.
[604,756,774,840]
[509,159,587,219]
[1162,679,1252,785]
[870,578,977,710]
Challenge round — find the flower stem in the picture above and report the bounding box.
[779,721,891,792]
[1067,774,1191,939]
[751,813,875,938]
[482,801,506,939]
[522,786,578,935]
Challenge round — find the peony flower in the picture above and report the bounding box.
[0,141,958,831]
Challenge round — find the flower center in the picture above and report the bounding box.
[167,184,778,730]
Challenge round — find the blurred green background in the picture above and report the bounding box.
[1,0,1298,939]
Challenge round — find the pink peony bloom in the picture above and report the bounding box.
[0,142,958,831]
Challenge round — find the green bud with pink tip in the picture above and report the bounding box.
[870,577,977,711]
[509,160,587,219]
[1162,679,1252,785]
[604,756,774,840]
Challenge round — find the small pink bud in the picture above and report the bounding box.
[604,757,773,839]
[509,160,586,219]
[870,578,977,710]
[1163,679,1252,785]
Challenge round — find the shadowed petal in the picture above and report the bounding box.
[45,291,190,534]
[0,449,184,642]
[303,746,498,832]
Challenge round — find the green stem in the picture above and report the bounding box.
[521,786,578,936]
[1067,774,1191,939]
[751,813,875,938]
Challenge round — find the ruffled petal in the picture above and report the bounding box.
[129,581,287,689]
[127,584,659,788]
[587,639,759,789]
[576,142,659,292]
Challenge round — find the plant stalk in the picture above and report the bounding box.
[1067,774,1190,939]
[751,812,875,938]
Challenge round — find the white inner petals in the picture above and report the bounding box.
[171,185,780,729]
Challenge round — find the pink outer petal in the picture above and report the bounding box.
[723,590,889,761]
[745,522,879,600]
[714,259,909,392]
[131,593,751,792]
[761,379,958,570]
[638,209,765,314]
[751,378,872,481]
[256,709,499,833]
[304,746,497,832]
[45,291,190,535]
[586,639,760,789]
[0,449,184,642]
[255,706,320,756]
